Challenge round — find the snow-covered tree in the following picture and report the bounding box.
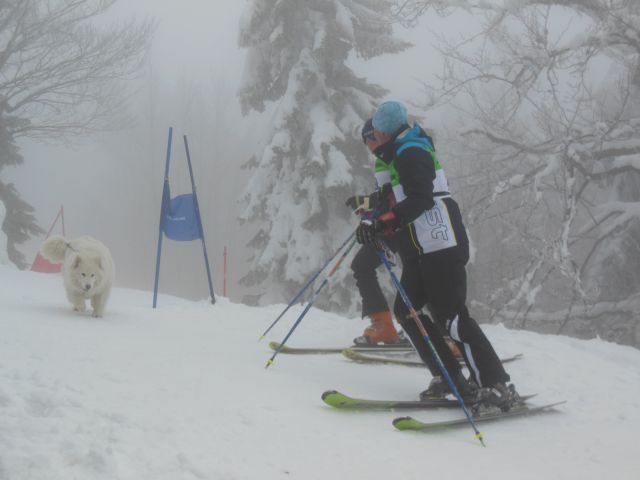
[0,198,16,267]
[0,112,42,268]
[390,0,640,345]
[237,0,410,310]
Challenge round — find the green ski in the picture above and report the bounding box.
[321,389,537,410]
[393,401,566,431]
[322,390,460,409]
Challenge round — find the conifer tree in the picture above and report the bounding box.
[0,113,40,267]
[238,0,410,309]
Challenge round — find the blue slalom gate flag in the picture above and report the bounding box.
[161,185,202,241]
[154,128,215,307]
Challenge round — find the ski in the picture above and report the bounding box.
[393,400,566,431]
[322,389,460,409]
[342,349,523,368]
[268,341,413,355]
[342,348,449,367]
[321,389,537,410]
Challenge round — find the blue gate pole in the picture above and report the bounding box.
[183,135,216,305]
[153,127,173,308]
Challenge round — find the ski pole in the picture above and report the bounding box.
[265,237,359,369]
[375,242,486,447]
[259,230,357,341]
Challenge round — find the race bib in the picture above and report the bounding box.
[413,197,457,253]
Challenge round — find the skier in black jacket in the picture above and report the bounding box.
[355,100,520,409]
[346,119,405,346]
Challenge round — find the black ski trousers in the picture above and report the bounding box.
[351,236,398,318]
[393,246,510,388]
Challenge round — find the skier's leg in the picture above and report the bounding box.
[447,305,510,387]
[420,249,509,388]
[351,244,388,317]
[352,244,399,344]
[393,262,461,377]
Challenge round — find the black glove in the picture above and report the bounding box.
[355,212,398,244]
[356,219,384,244]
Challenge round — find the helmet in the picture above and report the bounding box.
[361,118,375,143]
[372,101,408,135]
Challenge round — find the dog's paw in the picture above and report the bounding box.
[74,305,86,313]
[92,311,103,318]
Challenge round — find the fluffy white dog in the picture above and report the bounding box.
[40,235,115,317]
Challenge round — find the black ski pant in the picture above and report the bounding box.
[351,236,398,318]
[393,246,510,388]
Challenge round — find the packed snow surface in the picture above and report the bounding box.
[0,266,638,479]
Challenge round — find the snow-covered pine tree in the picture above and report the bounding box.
[237,0,410,310]
[0,196,18,267]
[0,114,43,268]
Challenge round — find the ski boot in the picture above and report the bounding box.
[419,372,479,402]
[472,383,522,414]
[353,311,402,345]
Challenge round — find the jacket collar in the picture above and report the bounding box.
[374,125,421,164]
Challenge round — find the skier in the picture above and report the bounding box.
[355,101,520,410]
[346,119,405,346]
[348,119,462,357]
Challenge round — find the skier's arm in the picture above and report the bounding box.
[391,147,436,227]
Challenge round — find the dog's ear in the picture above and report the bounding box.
[72,255,81,269]
[96,257,103,270]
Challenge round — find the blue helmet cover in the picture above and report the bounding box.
[372,101,408,134]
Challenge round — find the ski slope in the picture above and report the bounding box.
[0,266,638,479]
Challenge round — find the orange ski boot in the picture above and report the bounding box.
[354,311,401,345]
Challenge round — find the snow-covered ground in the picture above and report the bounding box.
[0,266,638,479]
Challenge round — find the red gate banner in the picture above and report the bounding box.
[30,206,65,274]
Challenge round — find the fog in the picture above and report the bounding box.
[3,1,638,350]
[6,1,451,303]
[7,1,260,302]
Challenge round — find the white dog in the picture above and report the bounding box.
[40,235,115,317]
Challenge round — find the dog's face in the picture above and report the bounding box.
[69,255,104,294]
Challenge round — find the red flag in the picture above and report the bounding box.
[30,253,62,273]
[30,205,66,274]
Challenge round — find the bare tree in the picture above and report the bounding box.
[0,0,153,267]
[389,0,640,345]
[0,0,154,138]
